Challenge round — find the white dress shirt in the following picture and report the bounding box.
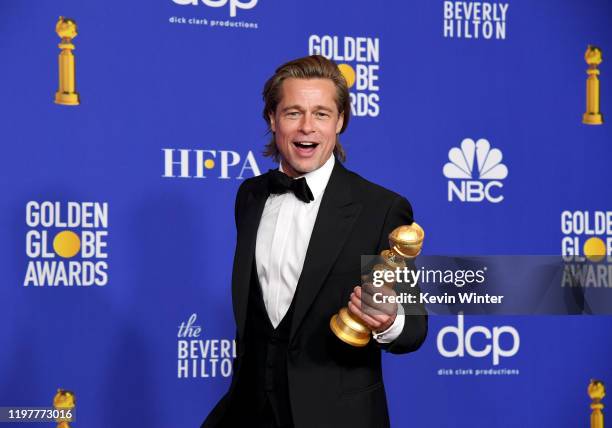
[255,155,404,343]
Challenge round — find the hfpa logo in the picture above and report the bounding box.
[436,314,520,366]
[162,148,261,180]
[443,138,508,203]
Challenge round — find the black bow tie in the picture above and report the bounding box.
[268,169,314,203]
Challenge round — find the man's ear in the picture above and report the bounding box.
[336,112,344,134]
[269,113,276,133]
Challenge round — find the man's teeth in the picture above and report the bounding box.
[294,142,317,148]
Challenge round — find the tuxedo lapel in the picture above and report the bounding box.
[232,176,269,344]
[290,161,362,340]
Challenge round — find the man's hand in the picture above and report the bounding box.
[347,285,397,333]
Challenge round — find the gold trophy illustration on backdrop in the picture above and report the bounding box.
[55,17,80,106]
[582,45,603,125]
[53,389,75,428]
[588,379,605,428]
[330,222,425,347]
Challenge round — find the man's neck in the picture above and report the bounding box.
[279,160,300,178]
[278,155,336,202]
[280,155,333,178]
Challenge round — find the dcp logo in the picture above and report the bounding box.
[443,138,508,203]
[172,0,258,17]
[436,314,520,366]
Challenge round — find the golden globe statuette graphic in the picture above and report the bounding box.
[55,17,80,106]
[330,222,425,347]
[583,45,603,125]
[53,389,75,428]
[588,379,605,428]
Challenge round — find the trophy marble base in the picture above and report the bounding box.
[583,113,603,125]
[330,307,371,347]
[55,92,80,106]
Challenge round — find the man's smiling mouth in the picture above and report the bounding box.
[293,141,319,149]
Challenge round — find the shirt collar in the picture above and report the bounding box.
[279,155,335,201]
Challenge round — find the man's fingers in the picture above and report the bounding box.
[348,301,382,329]
[350,292,382,317]
[355,285,397,316]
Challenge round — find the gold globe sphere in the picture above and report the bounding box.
[585,45,602,66]
[588,380,606,401]
[56,17,78,40]
[53,389,75,408]
[388,222,424,258]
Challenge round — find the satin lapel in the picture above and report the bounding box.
[232,176,269,343]
[290,162,362,340]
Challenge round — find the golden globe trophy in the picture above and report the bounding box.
[583,45,603,125]
[330,222,424,347]
[55,17,80,106]
[588,379,605,428]
[53,389,75,428]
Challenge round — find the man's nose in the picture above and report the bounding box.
[299,114,315,134]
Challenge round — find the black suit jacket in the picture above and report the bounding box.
[203,159,428,428]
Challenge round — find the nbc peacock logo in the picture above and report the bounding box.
[443,138,508,203]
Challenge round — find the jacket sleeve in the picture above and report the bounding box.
[234,179,249,229]
[374,195,428,355]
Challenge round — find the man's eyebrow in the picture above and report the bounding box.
[280,105,304,112]
[280,105,334,112]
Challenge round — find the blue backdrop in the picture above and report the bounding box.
[1,1,611,426]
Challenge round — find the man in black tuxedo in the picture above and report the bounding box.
[202,55,427,428]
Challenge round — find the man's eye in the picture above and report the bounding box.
[286,111,300,118]
[315,112,330,118]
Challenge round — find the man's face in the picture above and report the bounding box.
[270,78,344,177]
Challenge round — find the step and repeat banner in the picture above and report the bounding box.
[1,1,611,427]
